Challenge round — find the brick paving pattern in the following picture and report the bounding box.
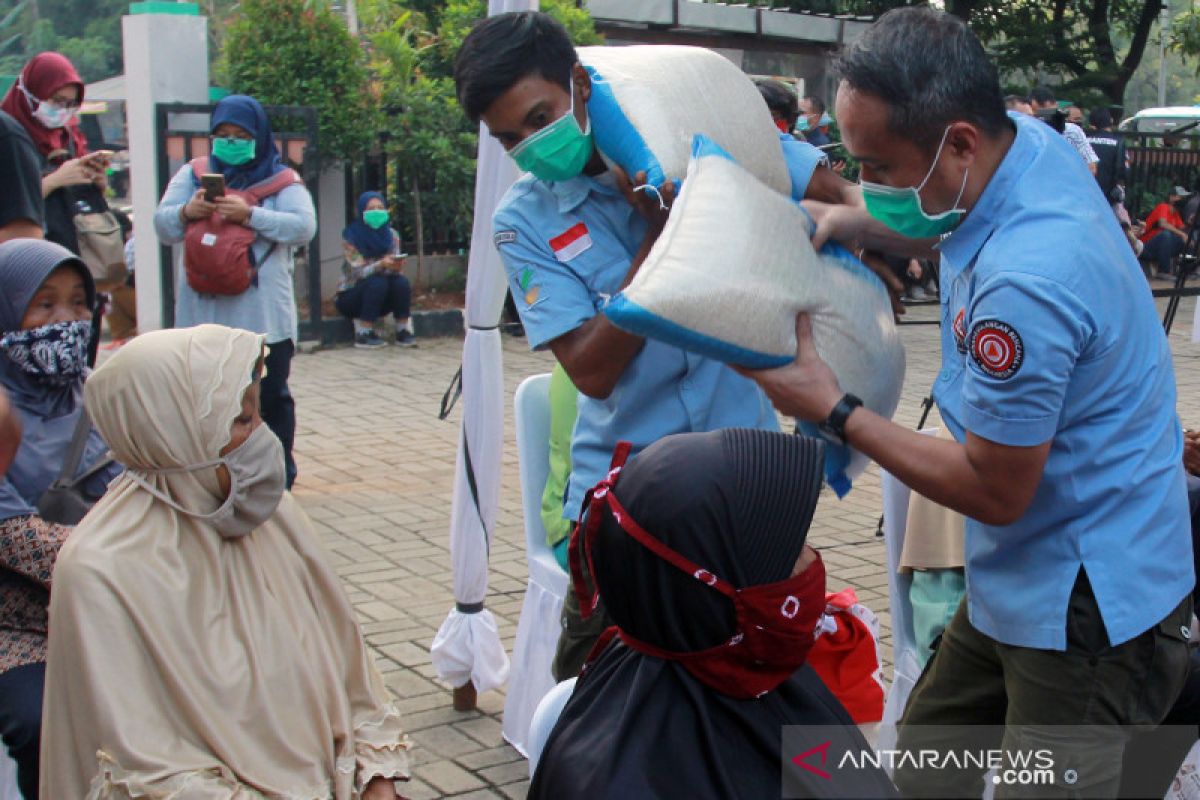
[285,294,1200,798]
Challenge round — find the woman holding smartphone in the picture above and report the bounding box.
[154,94,316,490]
[0,53,107,253]
[337,191,415,349]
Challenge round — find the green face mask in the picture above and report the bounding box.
[363,209,390,229]
[508,82,593,183]
[212,137,256,166]
[861,126,968,239]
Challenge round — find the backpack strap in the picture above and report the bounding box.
[188,156,212,185]
[244,168,302,204]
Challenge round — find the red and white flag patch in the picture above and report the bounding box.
[549,222,592,262]
[968,319,1024,379]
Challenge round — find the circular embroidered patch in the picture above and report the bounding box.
[968,319,1024,379]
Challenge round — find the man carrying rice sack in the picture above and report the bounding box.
[454,12,865,681]
[743,7,1193,797]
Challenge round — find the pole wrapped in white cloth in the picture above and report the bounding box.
[431,0,537,692]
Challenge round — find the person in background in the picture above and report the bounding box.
[40,325,409,799]
[154,94,316,490]
[0,239,122,798]
[1085,108,1127,208]
[755,79,799,136]
[337,191,415,349]
[530,430,897,800]
[1030,86,1099,174]
[1140,185,1192,278]
[1066,104,1084,126]
[0,53,110,253]
[799,94,833,148]
[0,107,43,243]
[1004,94,1033,116]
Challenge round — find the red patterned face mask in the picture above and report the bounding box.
[570,443,827,700]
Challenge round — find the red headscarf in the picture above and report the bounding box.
[0,52,88,161]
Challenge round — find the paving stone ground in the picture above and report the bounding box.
[284,291,1200,799]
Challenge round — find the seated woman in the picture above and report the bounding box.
[530,429,897,799]
[0,238,121,798]
[40,325,410,799]
[337,191,415,349]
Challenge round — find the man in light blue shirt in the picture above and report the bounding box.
[745,8,1193,797]
[455,11,857,680]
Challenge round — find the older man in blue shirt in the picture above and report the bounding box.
[747,7,1193,798]
[454,12,863,681]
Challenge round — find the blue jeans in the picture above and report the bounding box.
[1143,231,1185,274]
[335,272,411,323]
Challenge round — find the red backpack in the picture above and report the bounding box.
[183,157,302,295]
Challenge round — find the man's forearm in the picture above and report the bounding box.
[843,408,1042,526]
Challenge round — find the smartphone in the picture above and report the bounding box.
[200,173,226,202]
[84,150,114,167]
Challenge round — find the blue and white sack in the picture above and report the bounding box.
[579,45,790,195]
[604,136,906,496]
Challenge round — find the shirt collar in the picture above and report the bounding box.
[547,171,620,214]
[938,112,1037,280]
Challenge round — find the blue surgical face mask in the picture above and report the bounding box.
[796,117,811,133]
[860,125,969,239]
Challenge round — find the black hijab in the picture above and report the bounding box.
[529,429,898,800]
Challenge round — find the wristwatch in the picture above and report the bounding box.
[817,393,863,446]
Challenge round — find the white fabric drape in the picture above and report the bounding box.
[430,0,538,694]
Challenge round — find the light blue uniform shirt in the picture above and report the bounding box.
[154,163,317,345]
[934,112,1193,650]
[494,139,824,519]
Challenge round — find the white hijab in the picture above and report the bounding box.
[41,325,409,799]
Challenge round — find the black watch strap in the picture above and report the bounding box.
[821,393,863,446]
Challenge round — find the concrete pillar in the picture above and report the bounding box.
[122,2,209,332]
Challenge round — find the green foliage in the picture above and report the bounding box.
[362,0,601,255]
[0,0,124,81]
[222,0,376,162]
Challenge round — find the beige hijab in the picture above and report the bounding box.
[40,325,409,799]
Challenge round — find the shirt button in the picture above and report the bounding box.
[1181,624,1192,640]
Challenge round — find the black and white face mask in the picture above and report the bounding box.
[0,320,91,386]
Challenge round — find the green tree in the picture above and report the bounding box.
[362,0,601,268]
[222,0,376,162]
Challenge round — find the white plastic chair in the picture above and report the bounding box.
[501,374,572,757]
[526,677,577,778]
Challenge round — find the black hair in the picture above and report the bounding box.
[1030,86,1056,106]
[1089,107,1113,130]
[454,11,578,124]
[1003,94,1026,109]
[802,95,826,115]
[756,80,798,125]
[835,6,1008,151]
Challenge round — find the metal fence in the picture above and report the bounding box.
[1122,131,1200,221]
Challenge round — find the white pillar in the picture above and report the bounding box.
[122,4,209,332]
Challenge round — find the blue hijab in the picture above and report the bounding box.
[208,94,286,190]
[0,239,93,419]
[0,239,116,521]
[342,191,395,260]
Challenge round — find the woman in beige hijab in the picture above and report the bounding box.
[40,324,410,799]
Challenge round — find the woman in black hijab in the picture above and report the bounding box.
[529,429,897,800]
